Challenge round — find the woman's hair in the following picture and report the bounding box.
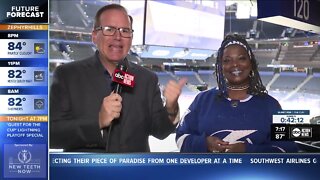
[215,34,267,97]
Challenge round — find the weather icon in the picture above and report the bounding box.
[34,43,45,54]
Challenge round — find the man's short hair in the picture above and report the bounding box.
[93,4,133,29]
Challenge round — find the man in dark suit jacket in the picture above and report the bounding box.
[50,4,186,152]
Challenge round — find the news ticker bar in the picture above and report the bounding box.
[271,124,320,141]
[50,153,320,167]
[50,153,320,180]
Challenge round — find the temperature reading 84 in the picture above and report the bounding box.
[8,41,27,50]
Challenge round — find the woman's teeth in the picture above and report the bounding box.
[232,69,241,76]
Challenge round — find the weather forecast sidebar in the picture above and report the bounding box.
[0,0,48,179]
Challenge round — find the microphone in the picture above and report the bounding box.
[106,62,135,152]
[113,63,127,94]
[112,64,135,93]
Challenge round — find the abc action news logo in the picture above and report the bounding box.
[112,69,135,88]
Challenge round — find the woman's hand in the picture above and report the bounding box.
[206,136,229,153]
[207,136,246,153]
[224,142,246,153]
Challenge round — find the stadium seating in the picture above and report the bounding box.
[270,72,307,91]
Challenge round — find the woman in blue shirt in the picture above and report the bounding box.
[176,34,298,153]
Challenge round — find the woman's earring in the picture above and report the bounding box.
[249,70,254,78]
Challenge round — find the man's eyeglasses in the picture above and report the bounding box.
[95,26,134,38]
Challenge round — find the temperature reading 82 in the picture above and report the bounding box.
[8,69,26,78]
[8,97,26,106]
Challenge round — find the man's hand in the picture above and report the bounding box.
[163,78,187,116]
[99,92,122,129]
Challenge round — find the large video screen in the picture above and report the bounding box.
[145,0,225,50]
[121,0,145,45]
